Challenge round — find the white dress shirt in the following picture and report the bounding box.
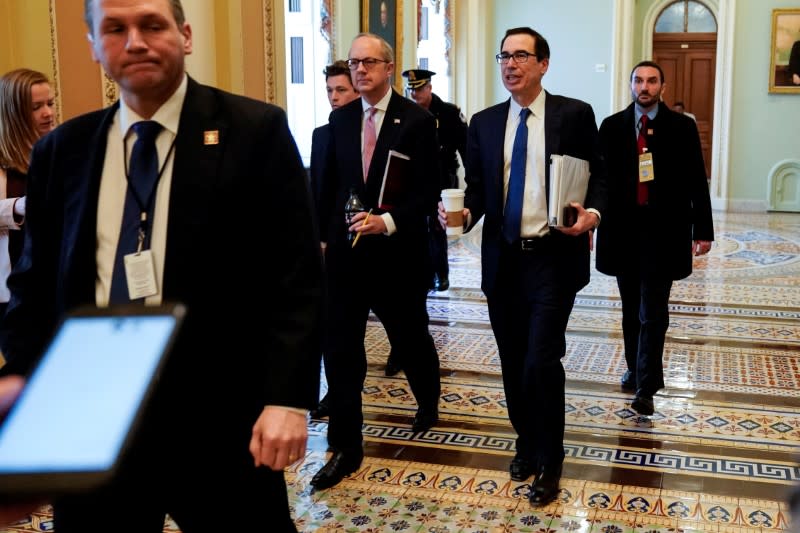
[505,90,548,238]
[95,76,187,307]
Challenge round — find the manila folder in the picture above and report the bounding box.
[378,150,411,210]
[548,154,590,227]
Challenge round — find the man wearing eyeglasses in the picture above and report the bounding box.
[312,32,442,491]
[439,27,607,506]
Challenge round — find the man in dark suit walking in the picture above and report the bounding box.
[0,0,322,531]
[309,60,360,421]
[440,27,607,506]
[596,60,713,416]
[311,32,441,490]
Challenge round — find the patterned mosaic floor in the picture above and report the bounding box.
[4,212,800,532]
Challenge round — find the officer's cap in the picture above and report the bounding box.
[402,69,436,89]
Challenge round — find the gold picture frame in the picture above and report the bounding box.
[361,0,404,90]
[769,8,800,93]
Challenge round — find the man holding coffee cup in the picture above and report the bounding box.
[438,27,607,506]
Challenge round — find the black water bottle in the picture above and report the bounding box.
[344,187,365,242]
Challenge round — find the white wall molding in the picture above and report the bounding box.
[610,0,635,113]
[767,159,800,212]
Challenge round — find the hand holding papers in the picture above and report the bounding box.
[548,154,590,228]
[378,150,410,210]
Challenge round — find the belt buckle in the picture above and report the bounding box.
[520,239,536,251]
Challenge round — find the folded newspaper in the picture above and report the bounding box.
[548,154,589,227]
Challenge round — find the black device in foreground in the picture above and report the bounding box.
[0,303,185,498]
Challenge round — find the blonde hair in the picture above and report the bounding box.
[0,68,50,173]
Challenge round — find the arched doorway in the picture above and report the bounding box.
[650,0,717,178]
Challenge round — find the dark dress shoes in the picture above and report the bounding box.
[509,454,537,482]
[528,464,562,506]
[384,353,400,377]
[620,370,635,391]
[411,407,439,433]
[434,275,450,291]
[309,395,330,419]
[310,451,363,490]
[631,395,655,416]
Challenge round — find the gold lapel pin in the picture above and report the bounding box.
[204,130,220,145]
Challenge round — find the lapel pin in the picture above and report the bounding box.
[204,130,220,145]
[647,128,653,135]
[394,118,400,124]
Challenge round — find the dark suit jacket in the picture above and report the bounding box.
[596,101,713,280]
[319,90,439,286]
[428,93,467,190]
[464,92,608,298]
[309,123,330,210]
[1,78,323,441]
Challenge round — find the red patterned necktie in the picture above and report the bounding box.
[362,107,377,182]
[637,115,649,206]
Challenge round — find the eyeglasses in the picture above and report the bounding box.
[347,57,389,70]
[495,51,538,64]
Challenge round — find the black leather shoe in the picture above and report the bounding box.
[620,370,635,392]
[310,451,363,490]
[528,464,562,506]
[631,395,655,416]
[309,399,330,419]
[411,407,439,433]
[384,356,400,377]
[509,454,537,482]
[435,276,450,291]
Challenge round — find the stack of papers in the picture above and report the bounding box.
[548,154,590,227]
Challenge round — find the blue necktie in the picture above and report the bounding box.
[110,121,162,304]
[503,108,531,243]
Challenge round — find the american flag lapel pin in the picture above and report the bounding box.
[204,130,220,145]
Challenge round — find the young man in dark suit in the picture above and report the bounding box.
[439,27,607,506]
[0,0,323,531]
[312,32,441,490]
[596,61,713,417]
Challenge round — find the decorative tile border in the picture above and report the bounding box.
[308,418,800,485]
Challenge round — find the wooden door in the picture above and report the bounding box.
[653,33,716,178]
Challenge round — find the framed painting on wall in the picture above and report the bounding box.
[361,0,404,89]
[769,8,800,93]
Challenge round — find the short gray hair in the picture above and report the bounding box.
[352,32,394,63]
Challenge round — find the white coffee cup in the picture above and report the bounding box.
[441,189,465,236]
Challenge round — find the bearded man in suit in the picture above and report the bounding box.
[312,32,441,490]
[0,0,323,531]
[596,61,713,417]
[440,26,607,506]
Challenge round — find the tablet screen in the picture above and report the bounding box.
[0,313,177,475]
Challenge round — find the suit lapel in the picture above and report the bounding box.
[366,91,403,195]
[63,105,118,303]
[544,91,561,206]
[490,101,510,215]
[163,78,228,297]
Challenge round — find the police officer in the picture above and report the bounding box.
[402,69,467,292]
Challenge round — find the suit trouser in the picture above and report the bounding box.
[428,217,449,283]
[487,239,576,467]
[53,408,296,533]
[616,273,672,397]
[325,258,441,454]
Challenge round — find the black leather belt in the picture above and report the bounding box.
[518,236,549,251]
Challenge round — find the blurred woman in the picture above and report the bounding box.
[0,69,55,317]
